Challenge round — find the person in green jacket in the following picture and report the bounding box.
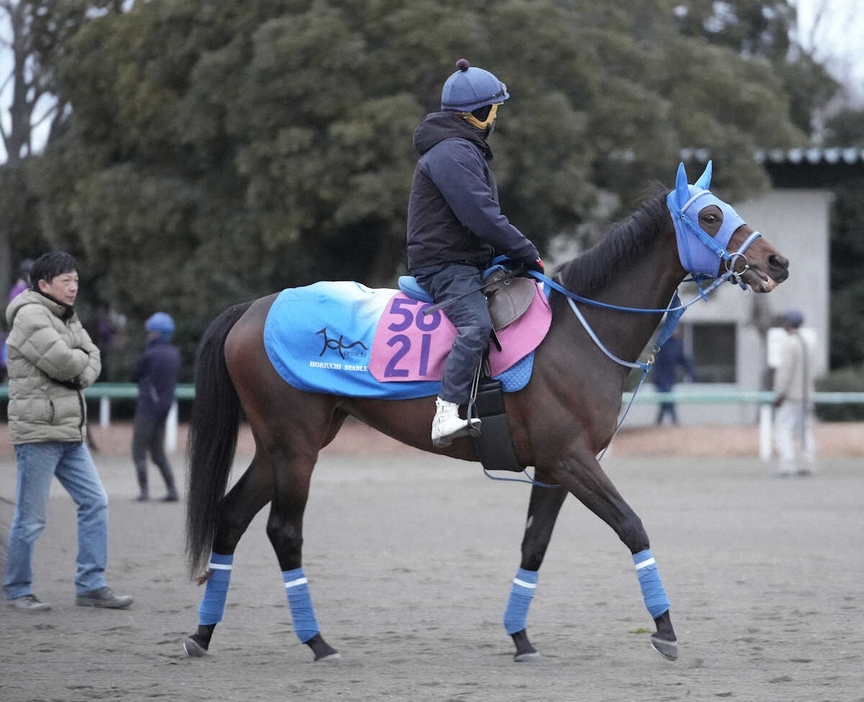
[3,252,133,612]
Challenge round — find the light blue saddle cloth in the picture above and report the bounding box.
[263,281,536,399]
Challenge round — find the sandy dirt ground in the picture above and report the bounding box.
[1,422,863,701]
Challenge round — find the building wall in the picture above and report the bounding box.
[733,189,831,380]
[625,188,832,426]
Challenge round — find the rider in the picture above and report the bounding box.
[406,59,544,448]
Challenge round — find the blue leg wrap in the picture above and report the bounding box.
[283,567,321,643]
[503,567,538,635]
[198,552,234,625]
[633,549,670,618]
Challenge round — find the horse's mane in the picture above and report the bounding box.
[555,185,669,303]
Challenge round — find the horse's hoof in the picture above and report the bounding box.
[514,650,543,663]
[183,636,208,658]
[306,633,340,661]
[511,629,540,662]
[315,651,342,663]
[651,635,678,661]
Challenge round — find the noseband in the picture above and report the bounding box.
[721,230,762,286]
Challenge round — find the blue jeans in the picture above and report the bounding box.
[413,262,492,404]
[4,442,109,599]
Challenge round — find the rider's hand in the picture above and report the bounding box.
[525,257,545,274]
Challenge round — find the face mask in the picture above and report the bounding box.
[666,161,746,277]
[462,102,500,131]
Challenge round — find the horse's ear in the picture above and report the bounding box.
[675,163,690,206]
[694,160,713,190]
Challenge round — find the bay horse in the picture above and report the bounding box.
[183,162,789,662]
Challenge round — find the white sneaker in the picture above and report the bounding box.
[6,594,51,612]
[432,397,480,447]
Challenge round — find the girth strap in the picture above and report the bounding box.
[469,362,523,473]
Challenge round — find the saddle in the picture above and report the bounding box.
[397,267,538,331]
[398,267,533,473]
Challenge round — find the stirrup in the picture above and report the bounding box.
[432,417,481,448]
[432,400,481,447]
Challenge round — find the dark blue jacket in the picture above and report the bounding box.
[406,111,539,272]
[130,337,181,416]
[652,336,698,392]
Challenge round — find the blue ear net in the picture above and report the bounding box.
[694,161,713,190]
[674,163,690,207]
[667,161,746,277]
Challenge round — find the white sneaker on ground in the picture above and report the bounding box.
[432,397,481,448]
[6,594,51,612]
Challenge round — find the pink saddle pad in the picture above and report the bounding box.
[369,282,551,383]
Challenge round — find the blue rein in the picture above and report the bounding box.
[531,228,762,371]
[482,197,763,488]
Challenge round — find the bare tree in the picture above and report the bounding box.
[796,0,864,110]
[0,0,123,295]
[2,2,40,294]
[1,1,58,162]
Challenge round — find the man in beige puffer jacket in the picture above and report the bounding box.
[4,252,133,612]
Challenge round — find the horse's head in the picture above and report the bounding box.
[668,162,789,292]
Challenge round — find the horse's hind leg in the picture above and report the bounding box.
[503,481,568,661]
[266,446,339,662]
[184,460,273,657]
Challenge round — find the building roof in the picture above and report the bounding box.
[680,147,864,188]
[680,146,864,164]
[755,147,864,165]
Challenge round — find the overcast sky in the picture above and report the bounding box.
[795,0,864,104]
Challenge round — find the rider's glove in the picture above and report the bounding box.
[524,257,545,274]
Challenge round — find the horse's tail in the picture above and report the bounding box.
[185,301,253,578]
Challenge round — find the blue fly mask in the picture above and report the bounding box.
[666,161,760,279]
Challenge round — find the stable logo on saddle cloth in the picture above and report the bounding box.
[263,281,552,399]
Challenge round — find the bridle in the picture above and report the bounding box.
[527,215,763,374]
[483,162,768,485]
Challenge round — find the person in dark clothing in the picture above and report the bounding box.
[652,328,699,425]
[130,312,181,501]
[407,59,544,447]
[85,302,120,381]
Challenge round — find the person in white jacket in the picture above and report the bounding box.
[772,309,816,476]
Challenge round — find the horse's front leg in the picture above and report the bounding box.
[184,460,272,657]
[553,443,678,661]
[504,481,568,661]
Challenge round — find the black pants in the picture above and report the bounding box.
[132,411,177,495]
[655,400,678,425]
